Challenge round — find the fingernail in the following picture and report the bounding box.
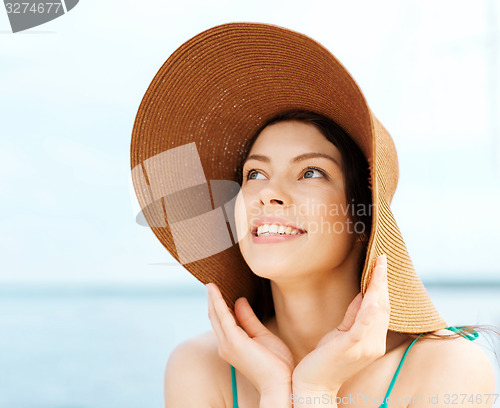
[380,254,387,266]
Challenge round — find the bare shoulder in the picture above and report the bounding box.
[164,330,232,408]
[408,329,496,407]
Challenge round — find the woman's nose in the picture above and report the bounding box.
[258,181,291,207]
[263,197,284,205]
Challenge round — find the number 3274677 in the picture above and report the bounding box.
[5,2,62,14]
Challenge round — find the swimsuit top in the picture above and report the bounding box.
[229,326,478,408]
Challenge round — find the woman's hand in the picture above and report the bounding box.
[292,254,391,393]
[206,283,294,395]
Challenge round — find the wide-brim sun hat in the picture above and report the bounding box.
[130,22,448,333]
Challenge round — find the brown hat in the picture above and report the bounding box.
[130,22,447,333]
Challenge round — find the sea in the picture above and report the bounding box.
[1,283,499,408]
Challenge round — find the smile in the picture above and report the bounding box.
[254,224,305,237]
[251,223,307,244]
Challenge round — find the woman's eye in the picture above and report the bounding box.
[302,167,326,179]
[244,167,327,181]
[246,169,266,180]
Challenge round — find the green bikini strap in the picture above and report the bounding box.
[379,326,479,408]
[379,333,424,408]
[446,326,479,341]
[230,364,239,408]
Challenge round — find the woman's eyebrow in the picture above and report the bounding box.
[244,152,340,167]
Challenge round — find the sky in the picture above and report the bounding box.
[1,0,499,286]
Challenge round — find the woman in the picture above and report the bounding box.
[130,23,496,407]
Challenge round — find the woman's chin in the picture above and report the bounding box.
[245,257,302,280]
[239,240,314,279]
[249,267,290,280]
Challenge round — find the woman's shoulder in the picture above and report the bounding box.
[411,328,492,365]
[406,329,495,403]
[168,329,224,367]
[164,330,233,407]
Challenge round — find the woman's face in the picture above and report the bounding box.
[234,120,360,282]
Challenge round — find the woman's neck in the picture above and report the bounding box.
[266,261,360,366]
[263,252,409,366]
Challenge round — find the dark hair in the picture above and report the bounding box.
[236,110,372,322]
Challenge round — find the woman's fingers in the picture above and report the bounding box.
[360,254,389,314]
[207,283,244,341]
[207,283,294,392]
[375,253,387,268]
[372,255,390,316]
[337,292,363,333]
[349,254,390,343]
[207,283,225,338]
[234,297,268,338]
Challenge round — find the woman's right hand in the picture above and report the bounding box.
[206,283,294,395]
[291,254,390,394]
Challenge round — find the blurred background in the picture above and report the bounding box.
[1,0,499,406]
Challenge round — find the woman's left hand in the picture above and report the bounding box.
[292,254,391,393]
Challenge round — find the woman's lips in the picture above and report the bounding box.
[251,231,307,244]
[250,216,306,234]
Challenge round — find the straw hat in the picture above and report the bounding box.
[130,22,448,333]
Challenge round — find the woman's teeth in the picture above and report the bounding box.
[256,224,304,236]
